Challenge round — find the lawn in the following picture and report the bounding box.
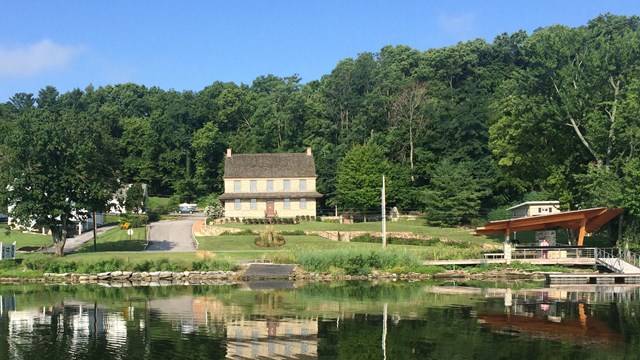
[196,232,487,262]
[199,234,419,252]
[148,196,170,209]
[215,220,489,243]
[0,229,52,250]
[76,227,147,252]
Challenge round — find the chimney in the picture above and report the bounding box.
[226,148,232,158]
[306,147,312,156]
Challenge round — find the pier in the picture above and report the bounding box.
[424,247,640,285]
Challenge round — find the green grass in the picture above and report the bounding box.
[18,252,238,273]
[76,228,147,252]
[103,214,121,225]
[148,196,170,209]
[0,259,43,278]
[216,220,488,243]
[0,229,52,249]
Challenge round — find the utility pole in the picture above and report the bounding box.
[382,175,386,249]
[93,210,98,252]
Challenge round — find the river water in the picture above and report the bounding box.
[0,281,639,359]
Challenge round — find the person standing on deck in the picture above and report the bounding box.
[540,239,550,258]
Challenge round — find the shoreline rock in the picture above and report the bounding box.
[0,267,568,285]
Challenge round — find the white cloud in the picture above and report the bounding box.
[0,39,84,77]
[437,13,476,40]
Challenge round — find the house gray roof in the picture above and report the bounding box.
[223,152,317,179]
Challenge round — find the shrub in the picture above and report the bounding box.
[191,259,238,271]
[344,254,370,276]
[146,208,163,222]
[0,259,20,270]
[281,230,305,236]
[266,252,296,264]
[220,229,254,236]
[255,226,286,247]
[119,214,148,228]
[295,249,421,274]
[78,258,126,273]
[23,255,79,273]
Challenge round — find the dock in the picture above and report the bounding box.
[424,247,640,285]
[547,273,640,285]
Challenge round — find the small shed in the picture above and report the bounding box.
[507,201,560,219]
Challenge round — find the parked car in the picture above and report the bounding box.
[178,204,197,214]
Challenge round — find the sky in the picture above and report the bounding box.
[1,1,639,102]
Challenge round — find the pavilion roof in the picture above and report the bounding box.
[475,207,623,235]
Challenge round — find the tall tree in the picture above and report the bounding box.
[389,82,431,181]
[336,143,389,220]
[0,97,119,256]
[422,159,491,226]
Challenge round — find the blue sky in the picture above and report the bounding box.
[1,1,639,102]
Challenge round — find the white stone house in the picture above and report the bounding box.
[7,204,104,235]
[108,183,149,214]
[219,148,322,219]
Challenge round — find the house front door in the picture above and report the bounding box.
[266,200,276,217]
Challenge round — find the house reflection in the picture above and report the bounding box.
[149,294,318,359]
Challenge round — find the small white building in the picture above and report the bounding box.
[507,201,561,219]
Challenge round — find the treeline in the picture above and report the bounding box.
[1,14,639,235]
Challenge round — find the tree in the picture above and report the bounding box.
[124,183,146,214]
[389,82,431,181]
[490,15,640,203]
[422,159,491,226]
[0,101,119,256]
[336,143,389,220]
[192,121,225,194]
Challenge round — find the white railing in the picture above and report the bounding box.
[595,248,624,273]
[510,247,597,260]
[623,250,640,268]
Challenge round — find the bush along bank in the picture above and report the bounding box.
[0,252,584,284]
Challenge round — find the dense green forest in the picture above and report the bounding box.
[1,14,639,241]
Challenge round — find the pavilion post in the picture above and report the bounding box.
[504,228,511,264]
[577,217,587,246]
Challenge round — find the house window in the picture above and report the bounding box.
[284,198,290,209]
[283,179,290,191]
[250,199,257,210]
[267,180,274,192]
[234,199,241,210]
[538,208,541,213]
[250,180,257,192]
[234,180,241,192]
[299,179,307,191]
[299,198,307,209]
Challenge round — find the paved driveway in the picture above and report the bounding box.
[145,214,199,252]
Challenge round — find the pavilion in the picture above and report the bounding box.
[475,207,624,259]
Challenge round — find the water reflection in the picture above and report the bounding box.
[0,283,639,359]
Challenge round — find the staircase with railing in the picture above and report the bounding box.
[596,248,640,274]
